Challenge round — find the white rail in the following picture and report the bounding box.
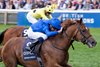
[0,9,100,25]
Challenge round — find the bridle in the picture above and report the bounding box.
[52,21,92,51]
[73,23,92,44]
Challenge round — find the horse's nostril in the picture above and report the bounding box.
[92,41,95,44]
[92,41,97,45]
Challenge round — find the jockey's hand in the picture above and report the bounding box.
[57,27,63,33]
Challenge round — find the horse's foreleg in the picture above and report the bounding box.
[4,64,17,67]
[66,64,72,67]
[55,63,72,67]
[0,47,3,62]
[55,63,63,67]
[2,50,17,67]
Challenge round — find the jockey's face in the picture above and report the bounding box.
[45,11,51,15]
[49,24,57,31]
[47,12,51,14]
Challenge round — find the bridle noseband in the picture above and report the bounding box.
[51,21,92,51]
[74,24,92,44]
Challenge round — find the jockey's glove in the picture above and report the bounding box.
[57,27,63,33]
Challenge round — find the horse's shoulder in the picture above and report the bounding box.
[15,37,26,40]
[8,37,26,41]
[43,37,54,45]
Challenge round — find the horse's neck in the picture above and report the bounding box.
[49,25,77,51]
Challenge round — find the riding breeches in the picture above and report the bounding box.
[27,27,48,40]
[26,12,38,24]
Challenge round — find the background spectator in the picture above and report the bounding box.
[75,0,84,10]
[23,0,32,9]
[71,0,78,10]
[66,1,72,10]
[34,0,45,8]
[58,0,67,9]
[83,0,93,10]
[91,0,99,9]
[13,0,21,9]
[5,0,15,9]
[0,0,6,9]
[0,0,3,9]
[0,0,99,10]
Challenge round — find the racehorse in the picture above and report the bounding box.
[0,26,27,61]
[0,26,27,45]
[1,18,97,67]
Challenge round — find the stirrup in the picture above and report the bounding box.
[25,46,31,51]
[32,39,38,43]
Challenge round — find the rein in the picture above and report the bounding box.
[51,22,91,51]
[71,28,79,50]
[78,24,91,43]
[51,23,77,51]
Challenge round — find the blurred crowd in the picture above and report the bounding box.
[0,0,100,10]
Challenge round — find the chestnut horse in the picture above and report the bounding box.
[0,26,27,61]
[0,26,27,45]
[1,18,97,67]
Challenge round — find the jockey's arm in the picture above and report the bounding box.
[43,26,58,37]
[41,14,49,20]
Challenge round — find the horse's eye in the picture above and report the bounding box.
[82,30,86,32]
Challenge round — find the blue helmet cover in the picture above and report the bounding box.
[50,18,61,30]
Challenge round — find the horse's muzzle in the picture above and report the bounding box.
[86,37,97,48]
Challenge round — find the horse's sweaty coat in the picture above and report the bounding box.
[1,19,97,67]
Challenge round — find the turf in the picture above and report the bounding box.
[0,24,100,67]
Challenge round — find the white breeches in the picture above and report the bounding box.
[27,27,48,40]
[26,12,38,24]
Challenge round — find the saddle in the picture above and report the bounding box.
[23,38,43,61]
[23,38,44,67]
[24,38,42,54]
[22,28,28,37]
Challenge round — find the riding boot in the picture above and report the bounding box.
[25,39,38,51]
[33,37,44,54]
[38,37,44,44]
[25,37,44,51]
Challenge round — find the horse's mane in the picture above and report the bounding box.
[61,19,76,30]
[47,19,76,41]
[46,18,84,42]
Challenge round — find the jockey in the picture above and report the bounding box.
[26,5,55,24]
[26,18,63,50]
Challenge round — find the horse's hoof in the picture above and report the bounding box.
[67,64,72,67]
[0,58,2,62]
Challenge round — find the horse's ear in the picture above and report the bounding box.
[79,18,82,24]
[77,18,82,24]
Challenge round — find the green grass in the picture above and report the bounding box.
[0,24,17,31]
[69,28,100,67]
[0,24,100,67]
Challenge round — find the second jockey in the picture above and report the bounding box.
[26,5,55,24]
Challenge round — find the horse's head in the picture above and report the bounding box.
[61,18,97,48]
[74,18,97,48]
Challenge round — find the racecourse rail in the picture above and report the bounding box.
[0,9,100,28]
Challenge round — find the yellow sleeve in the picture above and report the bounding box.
[41,13,49,20]
[48,15,52,19]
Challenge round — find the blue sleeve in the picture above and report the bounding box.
[43,26,58,37]
[43,20,51,24]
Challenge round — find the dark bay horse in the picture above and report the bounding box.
[1,18,97,67]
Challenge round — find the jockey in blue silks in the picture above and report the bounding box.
[26,18,63,50]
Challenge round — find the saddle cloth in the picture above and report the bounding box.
[23,38,41,61]
[22,28,28,37]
